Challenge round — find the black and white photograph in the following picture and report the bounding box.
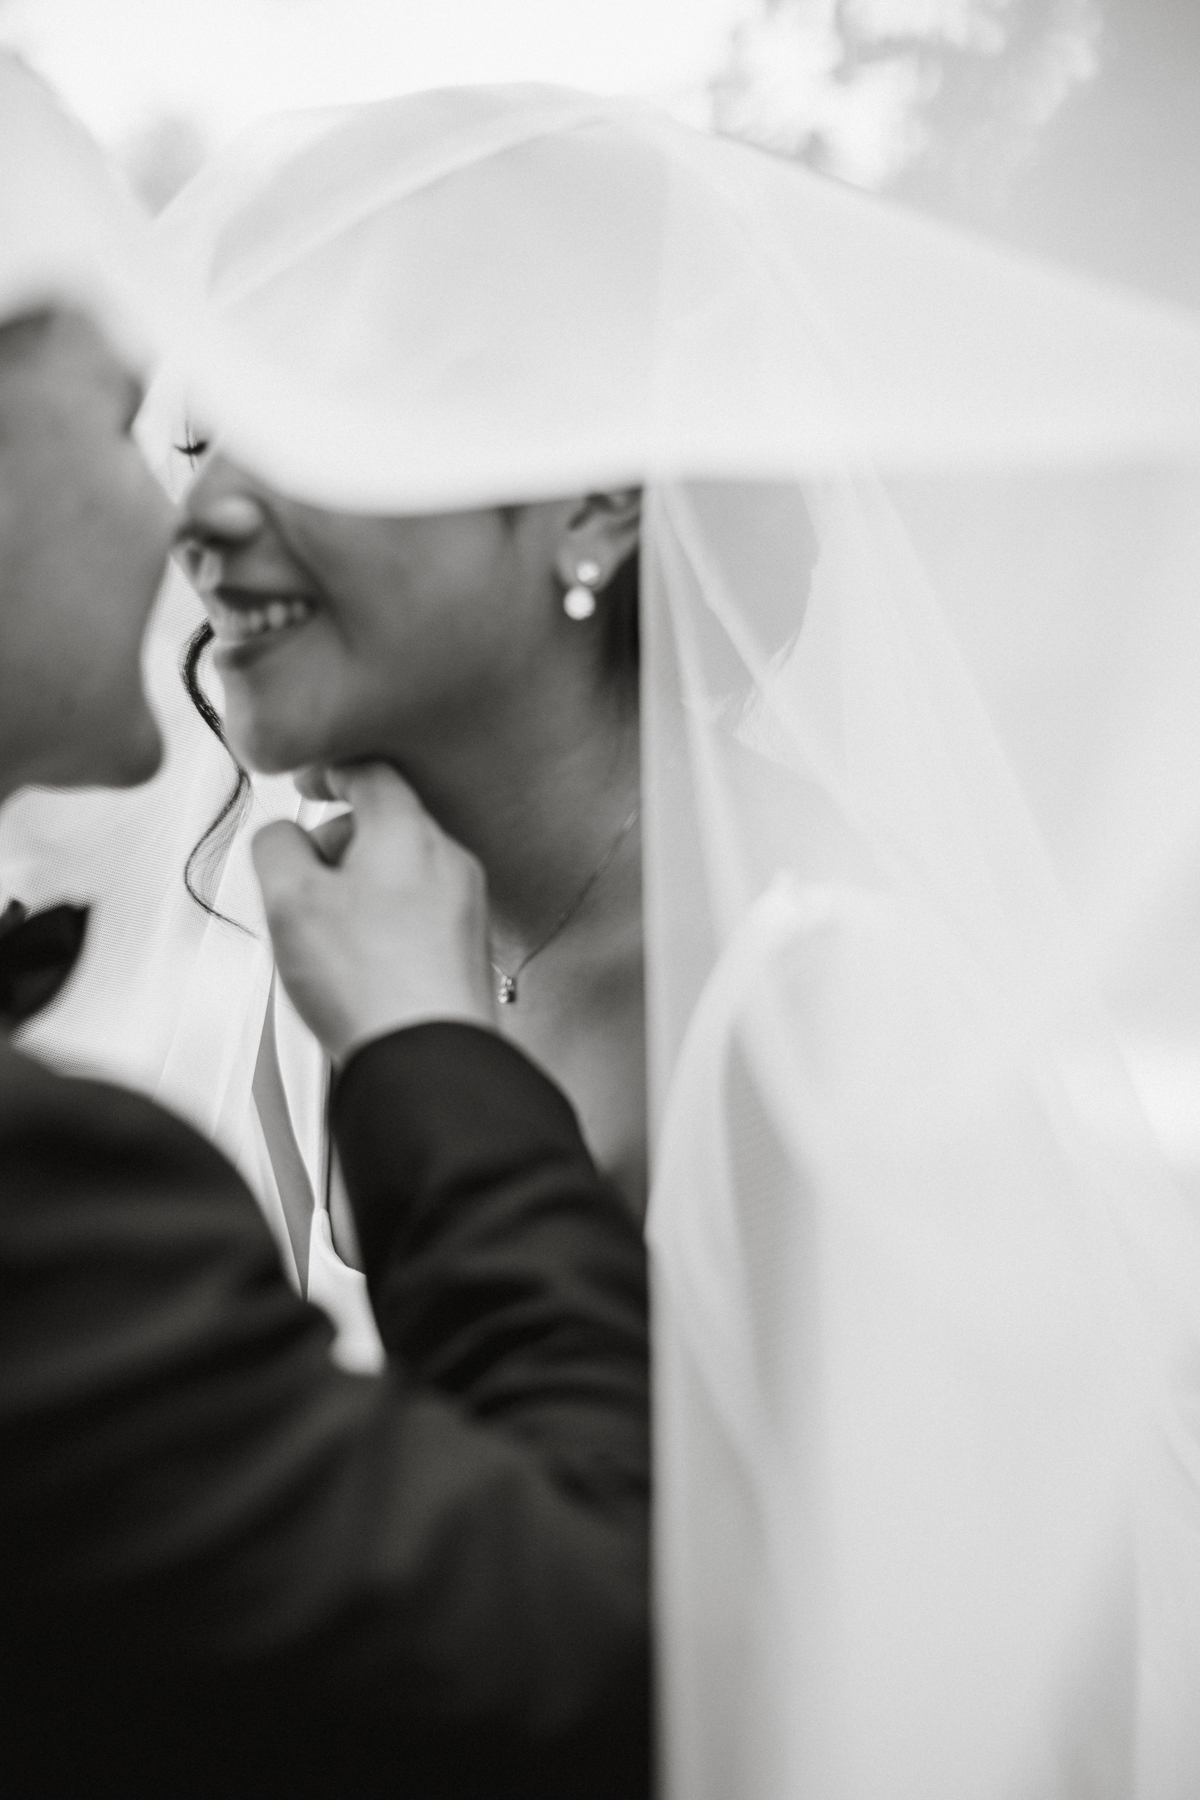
[2,3,1199,1795]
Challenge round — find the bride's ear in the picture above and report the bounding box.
[556,488,642,592]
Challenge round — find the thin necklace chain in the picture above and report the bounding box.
[490,802,641,1006]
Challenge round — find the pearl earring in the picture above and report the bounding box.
[563,558,602,621]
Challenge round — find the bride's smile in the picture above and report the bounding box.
[180,447,649,1213]
[201,587,316,648]
[180,452,637,772]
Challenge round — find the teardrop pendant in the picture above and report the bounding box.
[497,973,518,1005]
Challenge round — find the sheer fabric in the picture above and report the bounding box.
[0,559,383,1369]
[888,466,1200,1205]
[0,54,166,369]
[0,563,314,1274]
[0,58,382,1366]
[0,55,280,1223]
[142,86,1200,1795]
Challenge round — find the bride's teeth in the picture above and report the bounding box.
[205,594,314,642]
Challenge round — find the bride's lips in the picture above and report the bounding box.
[204,585,318,671]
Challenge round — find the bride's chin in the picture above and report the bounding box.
[224,711,323,778]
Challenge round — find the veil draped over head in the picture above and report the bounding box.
[0,55,165,368]
[142,86,1200,1796]
[0,57,384,1363]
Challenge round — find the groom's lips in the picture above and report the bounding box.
[205,584,319,669]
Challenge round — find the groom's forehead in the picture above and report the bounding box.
[0,308,140,412]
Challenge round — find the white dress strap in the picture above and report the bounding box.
[307,1204,385,1374]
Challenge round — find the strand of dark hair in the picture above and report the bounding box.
[179,545,637,925]
[181,621,253,929]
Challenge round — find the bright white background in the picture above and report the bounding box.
[4,0,1197,312]
[0,0,748,146]
[3,0,1198,1177]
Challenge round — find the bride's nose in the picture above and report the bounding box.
[176,477,269,591]
[179,490,266,550]
[188,493,265,541]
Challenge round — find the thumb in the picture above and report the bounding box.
[327,761,427,829]
[308,811,356,867]
[326,762,430,880]
[252,818,326,914]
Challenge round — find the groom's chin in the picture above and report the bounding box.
[93,706,165,789]
[44,708,165,793]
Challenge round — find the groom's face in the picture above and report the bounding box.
[0,309,173,797]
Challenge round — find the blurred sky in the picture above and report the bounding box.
[0,0,746,143]
[3,0,1198,308]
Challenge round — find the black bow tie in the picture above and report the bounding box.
[0,900,89,1032]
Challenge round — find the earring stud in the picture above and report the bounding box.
[563,558,602,621]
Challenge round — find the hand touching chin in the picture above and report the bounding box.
[252,761,495,1065]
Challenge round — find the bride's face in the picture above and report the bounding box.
[179,452,577,773]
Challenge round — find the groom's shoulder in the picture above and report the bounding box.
[0,1033,245,1200]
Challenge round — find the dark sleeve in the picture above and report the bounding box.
[0,1028,648,1785]
[333,1023,648,1512]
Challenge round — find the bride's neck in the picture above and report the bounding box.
[392,667,641,951]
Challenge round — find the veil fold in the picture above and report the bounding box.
[643,472,1200,1796]
[0,54,169,368]
[0,54,303,1275]
[135,85,1200,1795]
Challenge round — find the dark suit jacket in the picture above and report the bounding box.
[0,913,650,1798]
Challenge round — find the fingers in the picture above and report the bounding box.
[326,761,427,827]
[323,763,436,883]
[251,819,324,913]
[293,765,336,802]
[308,812,356,867]
[282,763,466,894]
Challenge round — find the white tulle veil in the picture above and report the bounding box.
[0,54,167,369]
[0,56,380,1362]
[39,79,1200,1796]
